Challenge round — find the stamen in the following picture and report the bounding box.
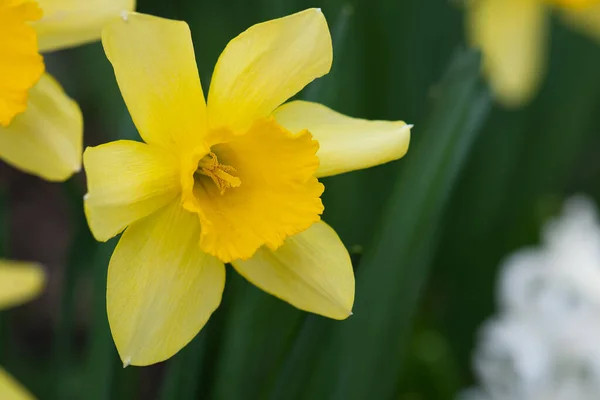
[195,152,241,195]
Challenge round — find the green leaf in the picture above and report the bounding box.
[209,273,304,400]
[84,240,118,400]
[53,179,99,399]
[270,48,491,400]
[159,330,206,400]
[0,185,7,363]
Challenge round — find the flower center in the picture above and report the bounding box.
[180,119,323,263]
[194,151,241,195]
[0,0,44,126]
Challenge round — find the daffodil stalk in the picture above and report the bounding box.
[0,0,135,181]
[84,9,412,366]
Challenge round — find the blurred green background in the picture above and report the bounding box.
[2,0,600,399]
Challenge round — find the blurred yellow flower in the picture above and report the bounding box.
[0,260,45,400]
[547,0,599,9]
[0,0,135,181]
[84,10,411,366]
[466,0,600,107]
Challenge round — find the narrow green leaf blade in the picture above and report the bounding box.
[330,49,491,400]
[273,48,491,400]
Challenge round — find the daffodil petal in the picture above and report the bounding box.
[207,8,332,132]
[83,140,180,242]
[561,4,600,41]
[0,73,82,181]
[274,101,411,178]
[466,0,547,107]
[0,260,44,311]
[546,0,600,9]
[0,367,34,400]
[102,12,207,152]
[108,200,225,366]
[34,0,136,52]
[232,221,354,320]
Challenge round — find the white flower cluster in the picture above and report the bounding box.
[461,196,600,400]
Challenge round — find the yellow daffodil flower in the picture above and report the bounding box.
[0,0,135,181]
[0,260,45,400]
[466,0,600,107]
[84,9,411,367]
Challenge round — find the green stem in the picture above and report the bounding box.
[159,333,206,400]
[53,179,98,399]
[0,185,8,363]
[85,240,118,400]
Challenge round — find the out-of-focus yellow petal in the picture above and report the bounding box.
[0,73,82,181]
[274,101,411,178]
[546,0,600,9]
[560,4,600,41]
[34,0,136,52]
[207,8,332,133]
[181,118,324,263]
[466,0,548,107]
[0,0,44,127]
[0,367,34,400]
[0,260,44,311]
[102,12,207,153]
[83,140,180,242]
[107,200,225,366]
[232,221,354,320]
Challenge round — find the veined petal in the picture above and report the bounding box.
[83,140,180,242]
[0,0,44,126]
[102,12,207,153]
[274,101,411,178]
[0,73,82,181]
[0,260,44,311]
[34,0,136,52]
[108,200,225,366]
[207,8,332,133]
[560,4,600,41]
[0,367,34,400]
[232,221,354,319]
[466,0,548,107]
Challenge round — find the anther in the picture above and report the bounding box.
[195,152,241,194]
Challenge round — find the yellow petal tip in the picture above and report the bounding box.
[349,310,354,316]
[274,101,411,178]
[122,357,131,368]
